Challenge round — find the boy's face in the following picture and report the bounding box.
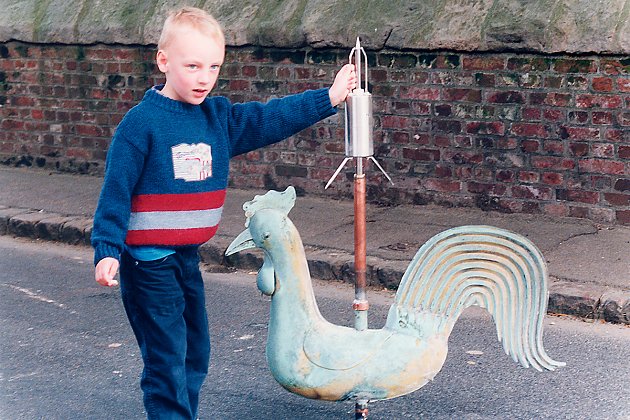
[157,26,225,105]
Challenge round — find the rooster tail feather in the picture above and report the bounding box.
[395,225,565,371]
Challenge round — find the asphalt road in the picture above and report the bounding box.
[1,237,629,420]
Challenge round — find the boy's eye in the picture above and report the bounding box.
[210,64,221,71]
[187,64,198,70]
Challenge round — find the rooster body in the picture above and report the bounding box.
[226,187,564,402]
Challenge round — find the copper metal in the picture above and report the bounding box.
[353,170,368,330]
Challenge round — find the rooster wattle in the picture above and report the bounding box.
[225,187,565,402]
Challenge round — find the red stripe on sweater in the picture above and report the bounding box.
[125,226,219,246]
[131,190,226,212]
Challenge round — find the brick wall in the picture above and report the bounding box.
[1,41,629,224]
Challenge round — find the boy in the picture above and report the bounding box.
[91,6,356,420]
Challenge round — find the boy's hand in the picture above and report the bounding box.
[95,257,120,287]
[329,64,357,107]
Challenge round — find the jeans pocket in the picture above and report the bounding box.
[133,255,171,268]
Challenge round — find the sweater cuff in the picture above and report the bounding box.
[312,88,337,119]
[93,243,122,266]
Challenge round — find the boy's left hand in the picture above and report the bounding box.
[329,64,357,107]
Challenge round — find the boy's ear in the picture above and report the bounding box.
[156,50,168,73]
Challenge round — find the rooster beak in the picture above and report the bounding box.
[226,229,256,256]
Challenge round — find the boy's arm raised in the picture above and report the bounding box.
[225,65,356,157]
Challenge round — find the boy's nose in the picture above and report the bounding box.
[198,72,211,84]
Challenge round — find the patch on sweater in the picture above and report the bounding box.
[171,143,212,182]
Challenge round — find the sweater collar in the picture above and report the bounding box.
[143,85,205,114]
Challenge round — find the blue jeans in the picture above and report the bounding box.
[120,247,210,420]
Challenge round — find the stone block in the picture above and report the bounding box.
[60,217,93,245]
[7,210,48,238]
[0,208,32,235]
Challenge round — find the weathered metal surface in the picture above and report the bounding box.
[225,186,565,403]
[353,172,368,331]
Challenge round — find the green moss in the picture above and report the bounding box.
[444,55,460,69]
[378,53,418,68]
[418,54,437,68]
[307,50,338,65]
[15,45,29,58]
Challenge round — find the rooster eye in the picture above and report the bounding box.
[263,232,271,240]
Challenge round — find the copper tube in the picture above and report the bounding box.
[354,170,368,330]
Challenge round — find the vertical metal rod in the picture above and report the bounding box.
[353,157,368,331]
[354,37,362,91]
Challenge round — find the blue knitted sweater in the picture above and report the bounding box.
[91,86,336,264]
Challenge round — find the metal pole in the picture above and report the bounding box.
[353,157,368,331]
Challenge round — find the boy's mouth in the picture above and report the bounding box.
[193,89,208,96]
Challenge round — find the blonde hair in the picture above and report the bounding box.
[158,6,225,50]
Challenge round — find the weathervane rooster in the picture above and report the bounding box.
[226,186,565,404]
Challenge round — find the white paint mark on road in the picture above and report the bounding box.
[1,283,73,313]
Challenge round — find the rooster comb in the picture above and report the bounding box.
[243,186,296,225]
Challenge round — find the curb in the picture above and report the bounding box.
[1,205,628,325]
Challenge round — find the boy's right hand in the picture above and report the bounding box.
[95,257,120,287]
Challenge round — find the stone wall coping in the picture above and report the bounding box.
[0,0,628,54]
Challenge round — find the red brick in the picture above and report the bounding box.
[399,86,440,100]
[592,111,613,125]
[543,109,565,122]
[445,151,483,164]
[568,111,589,124]
[507,57,550,72]
[466,121,505,135]
[521,139,540,152]
[604,129,625,142]
[619,146,630,159]
[553,59,597,73]
[424,178,461,192]
[556,189,600,204]
[391,131,410,144]
[530,92,571,107]
[561,126,600,141]
[575,94,623,109]
[542,172,563,185]
[615,178,630,192]
[434,164,452,177]
[66,148,92,159]
[590,143,614,158]
[512,185,553,200]
[522,107,542,121]
[616,210,630,225]
[487,91,525,104]
[518,171,540,183]
[463,57,505,70]
[543,140,563,154]
[592,77,614,92]
[618,78,630,93]
[467,182,507,195]
[510,123,550,138]
[402,147,440,161]
[604,193,630,206]
[435,120,462,134]
[544,203,569,217]
[532,156,575,170]
[601,59,629,75]
[578,158,625,175]
[382,115,413,129]
[443,88,481,102]
[496,170,515,182]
